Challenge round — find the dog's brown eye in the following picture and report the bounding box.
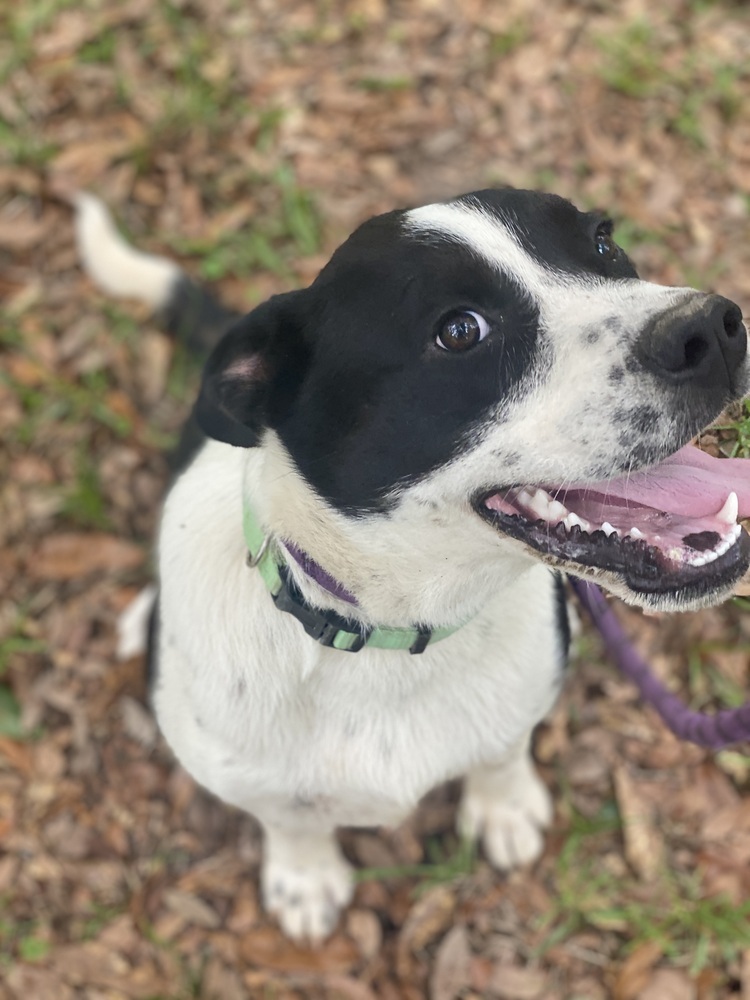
[595,222,620,261]
[436,311,489,352]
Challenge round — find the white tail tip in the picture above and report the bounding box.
[74,192,180,310]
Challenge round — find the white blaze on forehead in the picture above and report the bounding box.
[405,199,694,319]
[405,200,553,299]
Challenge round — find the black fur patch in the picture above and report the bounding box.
[273,211,543,512]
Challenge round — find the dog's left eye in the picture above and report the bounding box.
[436,311,490,352]
[595,221,620,261]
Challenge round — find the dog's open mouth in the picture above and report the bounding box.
[477,445,750,597]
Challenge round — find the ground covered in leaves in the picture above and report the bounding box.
[3,0,750,997]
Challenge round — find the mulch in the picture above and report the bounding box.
[2,0,750,996]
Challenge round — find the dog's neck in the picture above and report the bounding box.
[243,435,536,629]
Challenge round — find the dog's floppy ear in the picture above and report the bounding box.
[194,290,310,447]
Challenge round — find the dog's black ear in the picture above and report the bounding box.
[194,290,310,447]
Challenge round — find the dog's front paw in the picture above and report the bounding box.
[261,834,354,942]
[458,756,553,870]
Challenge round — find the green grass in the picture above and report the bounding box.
[713,399,750,457]
[78,28,117,64]
[540,800,750,975]
[61,455,110,530]
[356,836,475,891]
[0,618,45,740]
[2,367,133,445]
[0,630,47,677]
[488,22,529,58]
[598,20,663,100]
[0,120,58,169]
[102,303,143,344]
[0,916,53,966]
[167,165,321,282]
[356,74,412,92]
[597,19,746,147]
[607,218,662,256]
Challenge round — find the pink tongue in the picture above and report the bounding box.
[567,445,750,518]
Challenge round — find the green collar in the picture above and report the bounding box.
[242,501,465,654]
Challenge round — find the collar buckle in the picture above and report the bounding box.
[273,568,370,652]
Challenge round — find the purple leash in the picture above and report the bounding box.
[569,577,750,749]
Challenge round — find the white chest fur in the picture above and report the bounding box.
[154,441,564,830]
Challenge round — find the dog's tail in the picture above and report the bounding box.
[74,193,240,354]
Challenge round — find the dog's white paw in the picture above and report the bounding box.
[458,757,552,870]
[261,835,354,942]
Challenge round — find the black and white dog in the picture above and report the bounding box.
[76,188,750,941]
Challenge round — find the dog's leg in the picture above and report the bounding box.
[458,736,552,869]
[260,821,354,942]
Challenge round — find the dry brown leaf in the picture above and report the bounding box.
[35,10,101,59]
[5,965,75,1000]
[324,974,380,1000]
[613,765,663,881]
[741,949,750,1000]
[399,884,456,954]
[487,963,548,1000]
[345,908,382,960]
[137,331,172,407]
[636,968,696,1000]
[0,214,54,252]
[4,354,50,387]
[239,925,359,974]
[396,883,456,980]
[614,940,664,1000]
[201,956,248,1000]
[28,533,144,580]
[0,737,34,777]
[49,130,145,186]
[430,924,471,1000]
[163,889,221,929]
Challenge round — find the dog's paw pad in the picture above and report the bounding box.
[261,853,354,942]
[459,769,552,871]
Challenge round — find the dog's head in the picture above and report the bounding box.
[195,188,750,613]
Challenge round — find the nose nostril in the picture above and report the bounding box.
[683,335,709,369]
[723,309,743,339]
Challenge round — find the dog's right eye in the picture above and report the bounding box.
[595,220,620,261]
[436,311,489,352]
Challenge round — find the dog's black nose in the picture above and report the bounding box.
[637,294,746,393]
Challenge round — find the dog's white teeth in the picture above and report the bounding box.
[629,527,645,540]
[527,488,550,519]
[714,536,732,557]
[526,488,568,523]
[563,512,589,531]
[547,499,568,520]
[600,521,617,537]
[717,491,739,526]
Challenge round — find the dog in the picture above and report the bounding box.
[76,188,750,942]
